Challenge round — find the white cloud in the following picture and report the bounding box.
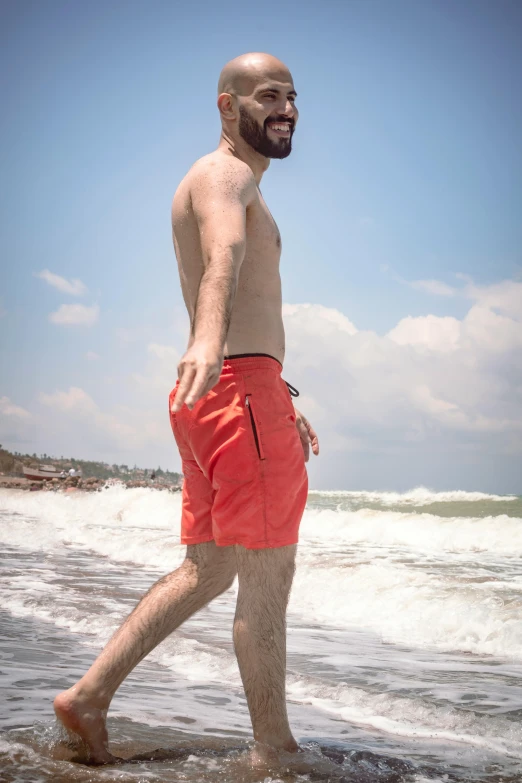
[388,315,461,352]
[147,343,180,361]
[130,343,180,393]
[283,279,522,484]
[406,275,522,318]
[49,303,99,326]
[283,303,357,336]
[36,269,88,296]
[5,277,520,488]
[0,396,33,451]
[466,279,522,319]
[409,279,456,297]
[464,304,522,353]
[39,386,147,450]
[40,387,97,414]
[26,343,183,467]
[0,396,31,419]
[86,351,100,361]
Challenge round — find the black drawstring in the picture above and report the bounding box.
[285,381,300,398]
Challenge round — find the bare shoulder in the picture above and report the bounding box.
[187,152,256,203]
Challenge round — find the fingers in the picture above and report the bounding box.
[171,364,196,413]
[171,358,220,413]
[185,366,219,409]
[306,421,320,456]
[297,413,320,459]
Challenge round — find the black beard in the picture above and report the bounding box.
[238,105,293,159]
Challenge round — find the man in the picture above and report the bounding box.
[54,52,319,765]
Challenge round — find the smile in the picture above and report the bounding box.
[267,122,292,137]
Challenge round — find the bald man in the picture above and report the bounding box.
[54,52,319,765]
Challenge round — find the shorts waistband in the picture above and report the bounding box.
[221,353,282,374]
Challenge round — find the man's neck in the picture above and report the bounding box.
[217,132,270,186]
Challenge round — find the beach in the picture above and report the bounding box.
[0,485,521,782]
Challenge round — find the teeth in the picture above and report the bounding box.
[270,123,290,132]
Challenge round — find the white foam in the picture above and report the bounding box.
[287,675,522,759]
[299,506,522,555]
[2,488,521,565]
[1,487,521,659]
[0,486,185,569]
[290,559,522,659]
[308,487,519,505]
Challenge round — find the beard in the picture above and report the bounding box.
[238,105,294,159]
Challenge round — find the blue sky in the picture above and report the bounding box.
[1,0,521,491]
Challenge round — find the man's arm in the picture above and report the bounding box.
[171,159,256,413]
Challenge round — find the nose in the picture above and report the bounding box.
[284,99,296,117]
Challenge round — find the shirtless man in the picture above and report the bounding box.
[54,52,319,765]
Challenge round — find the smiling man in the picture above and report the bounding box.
[54,53,319,765]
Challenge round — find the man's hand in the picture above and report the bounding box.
[171,343,223,413]
[294,407,319,462]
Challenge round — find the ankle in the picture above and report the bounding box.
[61,682,111,711]
[253,730,298,753]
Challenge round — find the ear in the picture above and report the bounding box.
[217,92,236,121]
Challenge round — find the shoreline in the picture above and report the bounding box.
[0,475,181,493]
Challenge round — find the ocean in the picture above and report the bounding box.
[0,486,521,782]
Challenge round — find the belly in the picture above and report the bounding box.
[224,293,285,363]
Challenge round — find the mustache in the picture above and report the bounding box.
[264,115,295,130]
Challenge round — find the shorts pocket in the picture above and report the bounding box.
[245,395,265,460]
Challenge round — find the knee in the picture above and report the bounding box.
[236,545,296,605]
[182,548,236,597]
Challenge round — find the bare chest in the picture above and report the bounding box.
[245,192,281,259]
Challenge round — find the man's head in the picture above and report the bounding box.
[217,53,298,159]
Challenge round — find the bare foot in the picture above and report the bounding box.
[249,738,299,769]
[249,742,280,769]
[249,741,343,777]
[54,688,118,765]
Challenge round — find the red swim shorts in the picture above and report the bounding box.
[168,355,308,549]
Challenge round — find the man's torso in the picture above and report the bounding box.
[171,151,285,364]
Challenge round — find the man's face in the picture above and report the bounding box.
[237,81,298,159]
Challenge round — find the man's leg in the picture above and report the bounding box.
[233,544,298,753]
[54,541,236,764]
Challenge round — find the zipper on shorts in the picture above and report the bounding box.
[245,395,265,460]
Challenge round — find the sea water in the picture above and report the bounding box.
[0,486,521,782]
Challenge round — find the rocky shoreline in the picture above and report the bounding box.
[0,476,181,493]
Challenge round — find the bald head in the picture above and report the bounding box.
[217,52,298,161]
[218,53,292,97]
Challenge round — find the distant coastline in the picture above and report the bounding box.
[0,446,182,492]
